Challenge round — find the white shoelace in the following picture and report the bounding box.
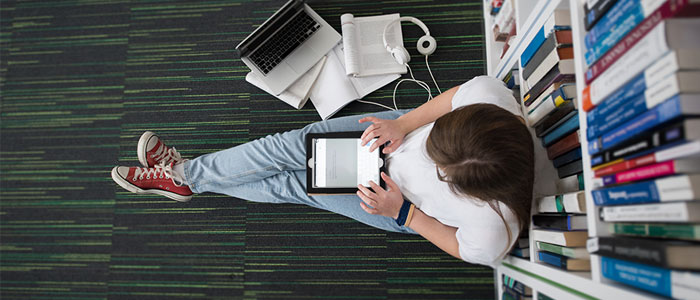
[132,163,186,187]
[151,144,183,166]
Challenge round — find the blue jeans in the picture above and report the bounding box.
[183,109,416,234]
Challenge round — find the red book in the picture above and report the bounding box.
[584,0,700,85]
[547,130,580,160]
[602,159,700,186]
[594,153,656,177]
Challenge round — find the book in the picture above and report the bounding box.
[523,67,575,107]
[246,56,326,109]
[502,286,533,300]
[546,130,579,160]
[584,0,618,30]
[543,112,579,147]
[515,237,529,248]
[510,247,530,258]
[601,158,700,186]
[585,0,700,84]
[532,229,588,247]
[589,236,700,270]
[581,20,700,112]
[537,191,586,213]
[586,71,700,140]
[535,103,576,137]
[555,173,585,194]
[593,174,700,206]
[525,59,574,93]
[601,201,700,222]
[524,81,572,109]
[557,159,583,179]
[601,256,700,299]
[503,275,533,296]
[536,241,590,259]
[533,214,587,231]
[537,251,591,271]
[596,140,700,179]
[309,44,400,120]
[591,119,700,169]
[553,148,582,168]
[522,31,573,80]
[528,84,576,126]
[520,10,571,68]
[340,13,406,77]
[588,94,700,155]
[609,222,700,241]
[584,0,667,66]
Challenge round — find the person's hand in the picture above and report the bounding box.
[359,116,408,154]
[357,172,404,219]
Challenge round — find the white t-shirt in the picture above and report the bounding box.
[386,76,525,267]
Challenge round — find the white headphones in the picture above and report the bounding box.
[382,16,437,65]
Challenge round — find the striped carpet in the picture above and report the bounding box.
[0,0,493,299]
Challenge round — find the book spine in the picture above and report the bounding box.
[537,195,565,213]
[525,71,574,107]
[530,93,570,126]
[522,34,557,80]
[584,0,687,84]
[581,22,670,112]
[594,237,669,268]
[586,73,647,134]
[553,148,582,168]
[590,94,683,155]
[592,177,661,205]
[563,191,586,213]
[585,0,619,30]
[602,202,694,222]
[533,215,574,230]
[521,28,546,68]
[557,159,583,179]
[603,160,677,185]
[601,256,672,297]
[594,152,657,177]
[584,0,641,50]
[610,222,700,240]
[547,130,580,160]
[536,104,576,137]
[585,0,666,66]
[543,113,579,147]
[538,251,566,269]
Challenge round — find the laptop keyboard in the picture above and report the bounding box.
[249,11,321,74]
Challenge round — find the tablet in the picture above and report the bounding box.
[306,132,386,195]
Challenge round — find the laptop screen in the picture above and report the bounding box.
[313,138,380,188]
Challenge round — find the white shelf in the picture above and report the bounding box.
[484,0,683,299]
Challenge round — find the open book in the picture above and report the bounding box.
[309,43,400,120]
[340,13,407,77]
[245,57,326,109]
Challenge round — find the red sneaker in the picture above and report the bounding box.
[137,131,184,168]
[111,163,192,202]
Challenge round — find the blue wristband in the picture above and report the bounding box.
[395,199,412,226]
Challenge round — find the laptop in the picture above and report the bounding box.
[236,0,341,96]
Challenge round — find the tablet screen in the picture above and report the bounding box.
[313,138,380,188]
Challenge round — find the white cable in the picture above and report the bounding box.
[425,55,441,94]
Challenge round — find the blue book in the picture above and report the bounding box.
[588,94,700,155]
[601,256,700,298]
[543,113,579,147]
[584,0,645,65]
[592,174,700,206]
[586,73,647,140]
[521,11,571,68]
[552,148,581,168]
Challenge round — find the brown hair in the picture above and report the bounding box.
[426,103,534,255]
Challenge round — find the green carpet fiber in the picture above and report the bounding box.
[0,0,494,298]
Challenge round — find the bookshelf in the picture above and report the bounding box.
[485,0,691,299]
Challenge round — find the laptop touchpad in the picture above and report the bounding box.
[287,44,321,73]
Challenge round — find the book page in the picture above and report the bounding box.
[245,57,326,109]
[309,44,360,120]
[340,14,360,76]
[332,44,399,98]
[349,13,407,77]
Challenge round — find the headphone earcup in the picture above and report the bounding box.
[390,47,411,65]
[417,35,437,56]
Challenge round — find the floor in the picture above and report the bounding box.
[0,0,494,298]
